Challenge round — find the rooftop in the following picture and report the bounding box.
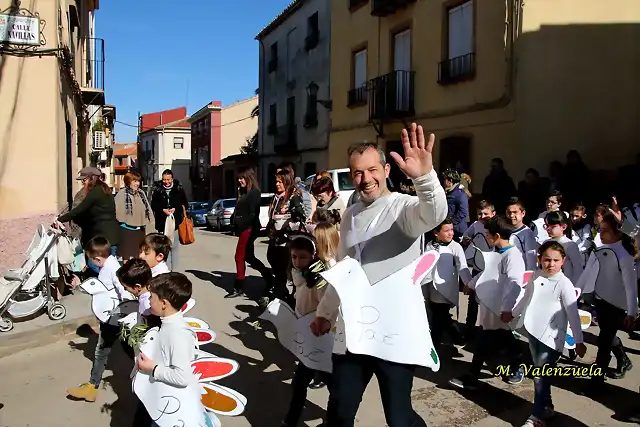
[255,0,307,40]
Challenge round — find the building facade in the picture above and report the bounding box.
[0,0,103,272]
[112,143,137,190]
[139,119,192,200]
[216,96,260,199]
[188,101,222,201]
[256,0,331,191]
[329,0,640,190]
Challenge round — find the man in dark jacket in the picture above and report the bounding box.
[442,169,469,239]
[150,169,188,271]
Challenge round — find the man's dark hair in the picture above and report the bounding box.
[139,233,172,260]
[149,272,192,310]
[434,217,453,232]
[161,169,173,177]
[441,169,460,185]
[484,215,514,240]
[506,196,525,211]
[477,200,495,211]
[117,258,152,288]
[347,141,386,166]
[85,236,111,258]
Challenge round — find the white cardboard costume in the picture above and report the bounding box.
[259,299,334,373]
[79,277,136,325]
[119,299,246,427]
[469,251,534,329]
[320,251,441,370]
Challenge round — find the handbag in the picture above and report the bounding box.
[164,213,175,244]
[178,205,195,245]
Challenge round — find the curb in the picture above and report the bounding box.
[0,315,99,359]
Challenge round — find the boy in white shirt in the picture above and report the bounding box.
[67,237,127,402]
[137,273,210,427]
[450,216,526,390]
[139,233,172,276]
[461,200,496,339]
[424,218,472,350]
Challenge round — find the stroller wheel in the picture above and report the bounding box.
[48,303,66,321]
[0,317,13,332]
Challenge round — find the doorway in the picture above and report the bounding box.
[393,29,411,111]
[439,135,472,174]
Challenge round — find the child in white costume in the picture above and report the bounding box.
[544,211,584,284]
[522,241,586,426]
[423,218,472,349]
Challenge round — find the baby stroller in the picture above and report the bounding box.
[0,223,70,332]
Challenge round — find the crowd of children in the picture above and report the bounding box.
[428,191,639,427]
[58,183,640,427]
[64,232,216,427]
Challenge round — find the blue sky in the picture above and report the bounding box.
[96,0,292,142]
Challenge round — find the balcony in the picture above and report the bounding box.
[371,0,416,17]
[273,124,297,154]
[80,37,105,105]
[438,53,476,85]
[368,70,415,121]
[304,31,319,51]
[347,85,368,107]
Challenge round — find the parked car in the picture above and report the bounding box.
[187,201,213,226]
[206,198,236,230]
[304,168,354,205]
[259,193,274,230]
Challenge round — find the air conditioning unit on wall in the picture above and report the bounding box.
[93,131,106,150]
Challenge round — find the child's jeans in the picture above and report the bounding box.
[528,336,561,420]
[87,246,118,274]
[284,362,332,426]
[89,322,121,386]
[429,301,457,349]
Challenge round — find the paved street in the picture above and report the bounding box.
[0,230,639,427]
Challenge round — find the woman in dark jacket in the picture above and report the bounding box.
[226,168,273,298]
[58,167,121,273]
[261,169,305,307]
[150,169,189,271]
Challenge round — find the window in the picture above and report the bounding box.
[353,48,367,89]
[305,12,319,51]
[337,171,355,191]
[173,137,184,149]
[267,104,277,135]
[441,0,475,83]
[348,48,368,106]
[268,42,278,72]
[286,28,297,82]
[286,97,296,127]
[303,162,317,179]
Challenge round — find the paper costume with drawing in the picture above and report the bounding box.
[320,251,441,370]
[259,299,334,373]
[510,225,538,271]
[120,299,246,427]
[563,287,592,351]
[315,169,448,325]
[522,271,585,352]
[547,235,584,284]
[468,249,533,331]
[424,240,471,306]
[462,221,491,271]
[575,243,638,316]
[79,277,136,325]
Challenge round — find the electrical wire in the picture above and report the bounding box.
[114,113,257,132]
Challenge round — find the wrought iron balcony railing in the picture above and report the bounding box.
[80,37,105,105]
[438,53,476,84]
[368,70,415,121]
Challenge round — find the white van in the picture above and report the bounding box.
[304,168,354,206]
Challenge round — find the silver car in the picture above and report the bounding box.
[206,198,237,230]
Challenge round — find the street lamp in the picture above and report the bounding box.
[306,81,332,110]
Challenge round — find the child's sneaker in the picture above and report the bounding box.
[448,373,480,390]
[66,383,97,402]
[506,366,525,385]
[521,417,544,427]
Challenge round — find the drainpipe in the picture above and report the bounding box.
[258,38,266,186]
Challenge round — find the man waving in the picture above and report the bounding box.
[312,124,447,427]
